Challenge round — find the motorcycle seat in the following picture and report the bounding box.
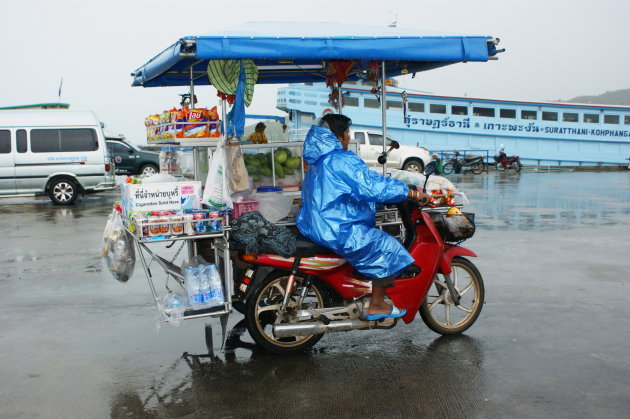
[293,234,337,257]
[463,155,481,162]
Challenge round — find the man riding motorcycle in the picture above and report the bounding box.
[297,114,430,320]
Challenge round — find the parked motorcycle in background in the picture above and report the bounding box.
[494,145,522,172]
[442,151,485,175]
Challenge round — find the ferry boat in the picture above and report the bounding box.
[277,80,630,167]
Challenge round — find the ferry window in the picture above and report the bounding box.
[409,102,424,112]
[500,109,516,119]
[0,130,10,153]
[344,97,359,107]
[430,104,447,114]
[521,110,537,120]
[387,100,402,109]
[31,129,98,153]
[17,130,27,153]
[604,115,619,124]
[364,98,380,109]
[583,113,599,123]
[473,107,495,117]
[542,112,558,121]
[368,133,384,146]
[563,113,578,122]
[304,82,313,86]
[451,106,468,115]
[625,115,630,125]
[353,132,365,144]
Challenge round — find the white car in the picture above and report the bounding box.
[350,130,431,173]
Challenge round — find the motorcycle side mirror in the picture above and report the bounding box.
[423,161,438,176]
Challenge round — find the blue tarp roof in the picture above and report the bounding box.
[132,21,499,87]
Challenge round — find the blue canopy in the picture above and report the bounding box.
[132,22,500,87]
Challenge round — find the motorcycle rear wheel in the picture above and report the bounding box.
[419,257,484,335]
[245,270,330,353]
[495,163,505,171]
[470,161,484,174]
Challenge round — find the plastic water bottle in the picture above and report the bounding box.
[207,264,224,307]
[184,266,202,308]
[198,265,212,307]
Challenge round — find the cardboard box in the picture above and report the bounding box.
[121,181,202,214]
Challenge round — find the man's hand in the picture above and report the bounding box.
[408,189,431,206]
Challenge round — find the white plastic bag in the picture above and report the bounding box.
[225,140,250,193]
[102,209,136,282]
[202,139,233,210]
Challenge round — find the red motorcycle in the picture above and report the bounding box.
[494,147,522,172]
[235,162,484,353]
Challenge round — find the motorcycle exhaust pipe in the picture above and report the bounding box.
[273,320,371,338]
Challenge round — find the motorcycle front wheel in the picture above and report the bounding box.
[419,257,484,335]
[442,161,456,174]
[245,270,330,353]
[511,161,522,172]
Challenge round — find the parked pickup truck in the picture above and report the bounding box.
[350,130,431,173]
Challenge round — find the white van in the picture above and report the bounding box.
[0,110,115,204]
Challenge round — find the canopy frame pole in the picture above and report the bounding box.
[337,85,343,114]
[381,61,388,176]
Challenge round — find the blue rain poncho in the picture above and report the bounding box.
[296,125,414,279]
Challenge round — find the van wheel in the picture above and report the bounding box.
[140,164,158,176]
[49,179,78,205]
[402,158,424,173]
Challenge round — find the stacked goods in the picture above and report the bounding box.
[243,147,301,182]
[145,106,221,141]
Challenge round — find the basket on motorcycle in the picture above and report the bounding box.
[429,212,475,243]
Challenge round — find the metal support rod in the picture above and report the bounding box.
[337,85,343,114]
[381,61,388,176]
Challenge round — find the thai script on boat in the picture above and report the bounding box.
[404,115,630,138]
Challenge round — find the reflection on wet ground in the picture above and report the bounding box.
[1,171,629,418]
[454,171,630,231]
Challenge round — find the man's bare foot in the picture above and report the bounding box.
[367,301,393,315]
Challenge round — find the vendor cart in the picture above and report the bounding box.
[124,21,502,343]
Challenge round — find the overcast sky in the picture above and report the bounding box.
[2,0,629,144]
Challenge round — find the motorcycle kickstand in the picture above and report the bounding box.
[443,273,461,306]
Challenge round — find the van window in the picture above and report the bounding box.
[0,130,10,153]
[31,129,98,153]
[17,130,27,153]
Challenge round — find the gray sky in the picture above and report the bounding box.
[2,0,629,144]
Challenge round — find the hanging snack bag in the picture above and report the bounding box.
[208,106,221,137]
[146,114,160,141]
[184,108,210,138]
[175,108,187,138]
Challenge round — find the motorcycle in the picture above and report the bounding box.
[494,147,522,172]
[234,161,484,353]
[442,151,484,175]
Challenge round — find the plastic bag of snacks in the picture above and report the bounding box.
[184,108,210,138]
[102,208,136,282]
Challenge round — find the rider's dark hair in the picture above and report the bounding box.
[321,114,352,139]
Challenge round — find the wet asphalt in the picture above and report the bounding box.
[0,169,629,418]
